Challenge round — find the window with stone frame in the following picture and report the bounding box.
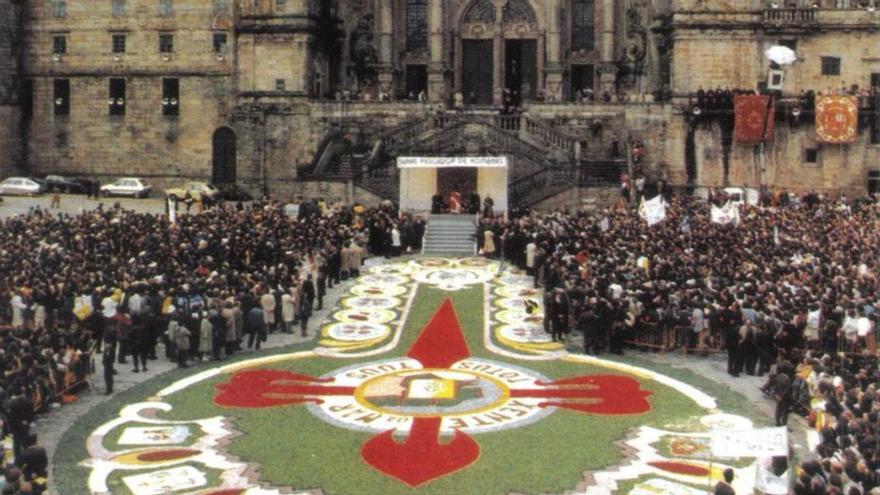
[821,56,840,76]
[53,79,69,116]
[159,0,173,17]
[159,33,174,53]
[162,78,180,117]
[108,78,126,116]
[502,0,536,23]
[213,33,227,53]
[111,34,126,53]
[571,0,595,52]
[112,0,125,17]
[52,35,67,55]
[406,0,428,52]
[212,0,227,14]
[463,0,495,23]
[50,0,67,18]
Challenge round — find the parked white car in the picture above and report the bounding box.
[0,177,46,196]
[100,178,152,198]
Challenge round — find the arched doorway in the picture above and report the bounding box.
[212,127,236,184]
[457,0,543,106]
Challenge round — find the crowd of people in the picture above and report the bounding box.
[4,181,880,493]
[0,197,419,493]
[475,189,880,494]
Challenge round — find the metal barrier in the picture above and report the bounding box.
[624,322,690,353]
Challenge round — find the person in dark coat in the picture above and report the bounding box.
[101,330,117,395]
[130,313,150,373]
[5,388,34,465]
[245,305,266,350]
[774,372,793,427]
[299,295,312,338]
[301,274,316,312]
[579,302,601,355]
[550,289,570,342]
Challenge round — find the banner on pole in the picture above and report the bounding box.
[816,95,858,144]
[710,427,788,458]
[711,202,741,226]
[639,195,666,227]
[734,95,775,145]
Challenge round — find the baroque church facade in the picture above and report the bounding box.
[0,0,879,205]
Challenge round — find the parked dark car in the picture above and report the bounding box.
[216,184,253,202]
[43,174,86,193]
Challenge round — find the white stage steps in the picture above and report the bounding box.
[422,214,478,256]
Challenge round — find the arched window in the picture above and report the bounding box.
[406,0,428,51]
[571,0,595,51]
[463,0,495,23]
[502,0,536,23]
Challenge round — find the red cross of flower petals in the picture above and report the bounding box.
[213,298,653,487]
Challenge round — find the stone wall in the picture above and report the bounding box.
[23,0,234,181]
[0,0,21,176]
[533,186,619,212]
[26,76,231,180]
[693,119,880,194]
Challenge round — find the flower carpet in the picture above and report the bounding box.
[62,258,766,495]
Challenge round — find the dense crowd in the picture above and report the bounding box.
[476,191,880,494]
[4,184,880,493]
[0,197,417,493]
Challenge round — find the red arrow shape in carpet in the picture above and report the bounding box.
[406,298,471,368]
[510,375,653,415]
[361,417,480,487]
[214,369,355,408]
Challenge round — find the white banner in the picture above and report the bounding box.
[755,457,791,495]
[397,156,509,169]
[711,202,741,226]
[639,195,666,226]
[710,427,788,458]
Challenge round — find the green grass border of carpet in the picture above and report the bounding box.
[54,285,772,495]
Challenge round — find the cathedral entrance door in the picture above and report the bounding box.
[504,39,537,107]
[462,40,494,105]
[212,127,237,184]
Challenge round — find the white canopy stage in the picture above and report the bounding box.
[397,156,509,214]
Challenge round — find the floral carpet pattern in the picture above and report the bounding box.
[77,259,762,495]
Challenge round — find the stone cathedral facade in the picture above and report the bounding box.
[0,0,878,205]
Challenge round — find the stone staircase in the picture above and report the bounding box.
[422,214,477,256]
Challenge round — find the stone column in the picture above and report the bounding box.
[598,0,617,92]
[492,0,506,106]
[377,2,395,96]
[544,0,563,102]
[427,0,446,103]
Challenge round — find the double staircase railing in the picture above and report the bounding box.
[379,113,577,160]
[350,111,606,205]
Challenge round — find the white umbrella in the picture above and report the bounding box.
[765,45,797,66]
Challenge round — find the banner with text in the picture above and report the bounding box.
[710,427,788,458]
[397,157,509,169]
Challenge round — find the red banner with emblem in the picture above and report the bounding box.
[816,95,858,144]
[734,95,775,145]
